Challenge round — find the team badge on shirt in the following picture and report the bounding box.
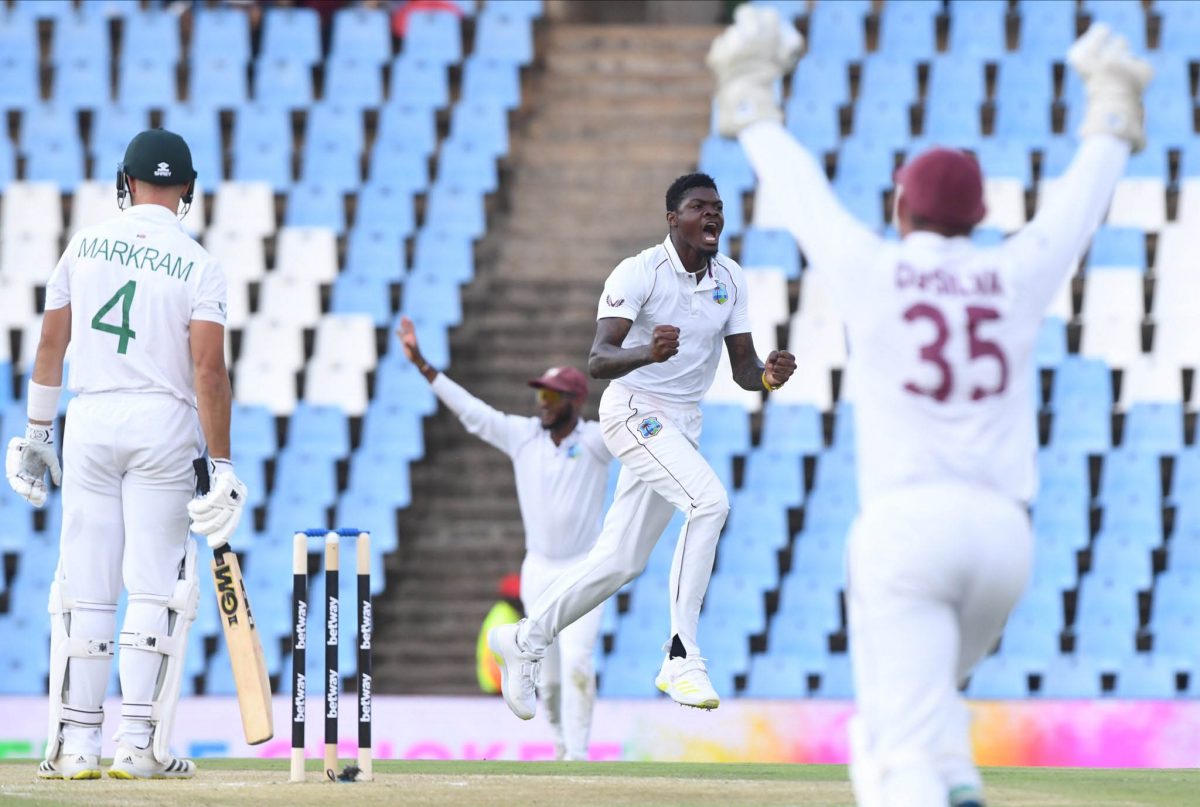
[638,416,663,439]
[712,282,728,305]
[566,444,581,459]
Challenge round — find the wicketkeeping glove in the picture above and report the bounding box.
[1068,23,1153,152]
[187,458,248,548]
[5,423,62,508]
[707,4,803,137]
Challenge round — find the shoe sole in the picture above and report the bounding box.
[488,630,535,721]
[37,769,101,780]
[656,676,720,710]
[108,770,194,780]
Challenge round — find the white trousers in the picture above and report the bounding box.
[56,392,201,754]
[521,383,730,659]
[846,483,1031,807]
[521,551,602,760]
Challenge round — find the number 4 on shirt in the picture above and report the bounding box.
[91,280,137,355]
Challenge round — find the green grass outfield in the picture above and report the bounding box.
[1,759,1197,806]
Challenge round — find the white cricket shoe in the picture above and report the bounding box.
[488,621,540,721]
[108,744,196,779]
[37,753,101,780]
[655,655,721,710]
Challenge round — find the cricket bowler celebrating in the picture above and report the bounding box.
[8,129,247,780]
[707,7,1149,806]
[490,172,797,718]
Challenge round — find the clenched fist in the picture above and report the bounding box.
[763,349,797,388]
[649,325,680,363]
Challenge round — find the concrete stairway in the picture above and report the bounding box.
[373,23,719,694]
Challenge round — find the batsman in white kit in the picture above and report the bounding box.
[6,129,249,780]
[396,317,611,761]
[709,8,1150,807]
[489,173,797,718]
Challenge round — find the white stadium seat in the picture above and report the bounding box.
[1150,225,1200,320]
[225,278,250,329]
[257,274,322,325]
[312,314,378,371]
[179,181,206,237]
[704,350,763,412]
[1107,178,1166,232]
[274,226,338,281]
[211,181,276,236]
[1174,178,1200,228]
[18,316,42,371]
[980,177,1026,233]
[1,182,63,237]
[1080,269,1144,322]
[234,358,298,415]
[797,270,841,320]
[239,317,306,371]
[787,310,847,370]
[69,180,116,235]
[0,274,37,332]
[304,361,369,415]
[1080,316,1143,369]
[771,364,835,410]
[1118,354,1183,408]
[203,228,267,282]
[1152,316,1200,370]
[0,229,62,283]
[744,268,790,326]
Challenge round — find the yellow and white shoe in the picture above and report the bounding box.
[108,744,195,779]
[655,655,720,710]
[37,753,101,780]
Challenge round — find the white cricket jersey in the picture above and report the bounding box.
[431,374,612,559]
[44,203,226,407]
[741,123,1130,506]
[597,236,752,407]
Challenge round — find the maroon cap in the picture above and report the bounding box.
[529,366,588,400]
[894,147,986,229]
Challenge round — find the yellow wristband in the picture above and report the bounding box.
[762,370,780,392]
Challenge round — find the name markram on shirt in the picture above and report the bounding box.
[76,236,195,282]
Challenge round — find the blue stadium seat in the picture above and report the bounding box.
[1034,317,1067,368]
[253,57,314,108]
[1090,531,1154,589]
[760,402,822,456]
[947,0,1007,60]
[1086,226,1145,271]
[1158,1,1200,53]
[373,356,438,415]
[287,403,351,458]
[231,138,292,190]
[813,445,856,494]
[401,273,463,326]
[122,9,180,66]
[264,490,329,538]
[116,56,175,108]
[1051,356,1112,408]
[1150,570,1200,626]
[992,96,1053,142]
[1038,654,1102,698]
[1073,613,1137,668]
[697,401,751,455]
[388,56,449,109]
[232,103,291,154]
[231,403,277,459]
[367,141,429,193]
[402,10,462,65]
[0,13,37,65]
[437,139,499,194]
[597,647,658,697]
[1018,0,1078,59]
[332,273,393,326]
[335,490,399,561]
[1123,403,1184,454]
[161,104,223,182]
[285,183,345,232]
[741,228,801,279]
[1101,491,1162,545]
[228,453,267,508]
[792,526,847,579]
[1151,611,1200,660]
[783,97,840,156]
[698,136,755,194]
[1076,574,1140,626]
[1040,136,1079,178]
[389,315,450,372]
[413,229,474,284]
[12,0,78,21]
[191,7,252,64]
[299,138,360,194]
[20,104,78,147]
[967,654,1035,698]
[354,183,415,239]
[994,54,1053,109]
[330,6,391,64]
[745,652,810,698]
[474,7,534,65]
[425,183,486,238]
[859,54,919,105]
[260,6,322,65]
[922,96,982,143]
[1170,449,1200,504]
[50,55,108,110]
[789,54,849,108]
[716,539,779,592]
[449,101,509,158]
[927,54,987,105]
[274,449,338,505]
[461,55,522,109]
[25,138,84,189]
[345,227,407,281]
[705,575,767,634]
[51,11,110,66]
[1114,653,1184,698]
[778,572,842,630]
[1143,98,1194,150]
[324,58,384,109]
[188,56,249,112]
[876,3,937,57]
[806,1,866,58]
[837,136,898,190]
[724,492,789,550]
[814,652,854,698]
[362,401,425,461]
[1098,448,1158,503]
[375,103,437,157]
[1029,533,1079,590]
[744,450,805,508]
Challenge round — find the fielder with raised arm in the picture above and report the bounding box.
[489,173,797,718]
[397,317,611,761]
[708,9,1149,807]
[6,129,248,780]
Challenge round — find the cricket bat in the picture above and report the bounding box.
[196,458,274,745]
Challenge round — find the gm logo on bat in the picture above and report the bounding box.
[215,561,241,626]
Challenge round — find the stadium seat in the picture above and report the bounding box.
[401,273,463,327]
[235,359,299,415]
[947,0,1007,60]
[188,56,248,111]
[388,56,450,109]
[1072,614,1137,668]
[814,652,854,698]
[305,361,370,416]
[332,273,393,326]
[253,57,314,108]
[461,55,522,109]
[330,6,391,64]
[1113,654,1184,698]
[402,10,462,65]
[698,136,755,194]
[191,7,252,64]
[260,6,322,65]
[324,58,384,109]
[376,103,438,157]
[859,54,919,107]
[240,318,306,372]
[1090,531,1154,588]
[257,274,323,326]
[1018,0,1078,58]
[344,227,407,281]
[1119,356,1183,408]
[1159,1,1200,53]
[744,652,810,698]
[425,183,486,238]
[361,402,426,461]
[449,100,510,158]
[0,232,59,285]
[474,7,535,65]
[436,139,498,194]
[876,3,937,57]
[368,141,431,193]
[275,227,339,282]
[1038,654,1102,699]
[122,9,180,66]
[778,572,842,630]
[203,229,267,283]
[52,55,109,110]
[413,229,474,284]
[789,54,849,109]
[1086,227,1146,272]
[806,1,866,58]
[347,447,413,507]
[313,314,379,372]
[287,403,351,458]
[967,654,1036,699]
[211,181,276,237]
[743,450,805,508]
[284,183,346,232]
[783,97,840,155]
[1081,0,1146,50]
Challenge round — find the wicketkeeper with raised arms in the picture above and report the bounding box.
[7,129,248,780]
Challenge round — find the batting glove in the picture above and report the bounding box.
[707,4,803,137]
[5,423,62,508]
[1068,23,1153,152]
[187,458,248,549]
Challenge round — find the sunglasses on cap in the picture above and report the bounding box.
[535,388,574,405]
